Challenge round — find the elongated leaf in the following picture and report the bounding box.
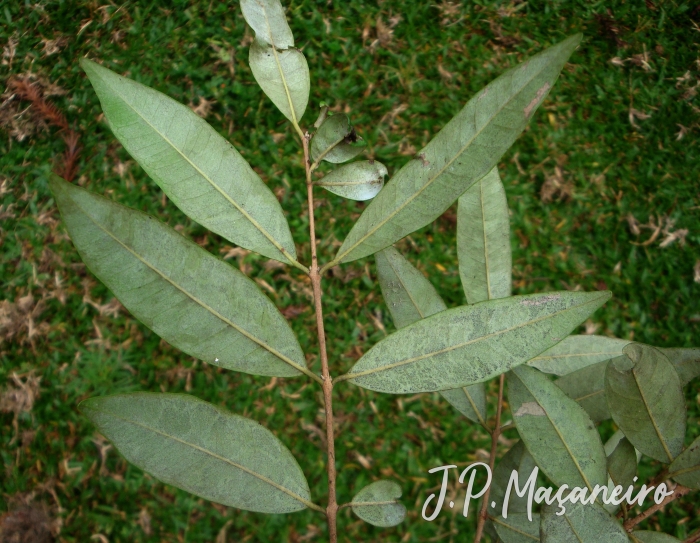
[80,59,296,265]
[492,513,539,543]
[334,34,581,264]
[316,160,387,201]
[632,531,682,543]
[50,175,307,378]
[540,502,628,543]
[343,290,610,394]
[489,441,537,516]
[249,38,310,126]
[508,365,607,491]
[81,393,312,513]
[605,344,686,463]
[660,347,700,386]
[310,114,366,164]
[528,335,630,376]
[351,480,406,527]
[375,247,486,424]
[554,360,610,422]
[602,430,641,513]
[668,435,700,489]
[240,0,294,48]
[457,168,511,303]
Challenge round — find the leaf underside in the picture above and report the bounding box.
[540,501,629,543]
[350,480,406,527]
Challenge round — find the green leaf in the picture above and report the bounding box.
[240,0,294,48]
[508,365,607,491]
[554,360,610,423]
[50,175,309,379]
[81,393,314,513]
[457,168,512,304]
[631,531,683,543]
[374,247,486,424]
[528,335,630,376]
[334,34,581,264]
[540,501,628,543]
[602,433,638,514]
[310,114,366,164]
[315,160,387,201]
[668,435,700,489]
[249,38,310,126]
[350,480,406,527]
[80,59,297,265]
[491,513,540,543]
[660,347,700,386]
[489,441,537,516]
[605,344,686,463]
[341,290,610,394]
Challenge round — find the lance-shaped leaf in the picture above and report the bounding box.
[508,365,607,491]
[240,0,294,49]
[249,39,310,126]
[605,344,686,463]
[602,434,637,513]
[342,290,610,394]
[668,435,700,489]
[540,501,628,543]
[315,160,387,201]
[350,480,406,527]
[660,347,700,386]
[81,393,314,513]
[310,114,366,164]
[554,360,610,423]
[528,335,630,376]
[80,59,297,265]
[334,34,581,264]
[489,441,537,516]
[457,168,512,304]
[375,247,486,424]
[491,513,540,543]
[50,176,308,378]
[631,531,683,543]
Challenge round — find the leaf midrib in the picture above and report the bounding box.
[632,366,674,462]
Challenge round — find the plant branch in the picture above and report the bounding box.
[685,528,700,543]
[474,374,505,543]
[302,131,339,542]
[623,482,692,532]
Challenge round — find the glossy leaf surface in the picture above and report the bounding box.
[81,59,297,264]
[344,290,610,394]
[81,393,312,513]
[316,160,387,201]
[50,176,306,378]
[351,480,406,527]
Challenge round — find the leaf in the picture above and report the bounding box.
[315,160,387,201]
[602,433,638,514]
[540,501,628,543]
[240,0,294,49]
[81,393,313,513]
[310,114,366,164]
[334,34,582,264]
[508,365,608,491]
[489,441,537,516]
[457,168,512,304]
[50,175,308,379]
[80,59,297,265]
[491,513,540,543]
[528,335,630,376]
[374,247,486,424]
[631,531,683,543]
[668,435,700,489]
[660,347,700,386]
[350,480,406,527]
[249,38,310,126]
[605,344,686,463]
[341,290,610,394]
[554,360,610,423]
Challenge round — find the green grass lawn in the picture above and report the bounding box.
[1,0,699,541]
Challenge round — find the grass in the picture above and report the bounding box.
[1,0,699,541]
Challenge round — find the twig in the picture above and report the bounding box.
[623,483,691,532]
[302,131,338,542]
[685,528,700,543]
[474,374,505,543]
